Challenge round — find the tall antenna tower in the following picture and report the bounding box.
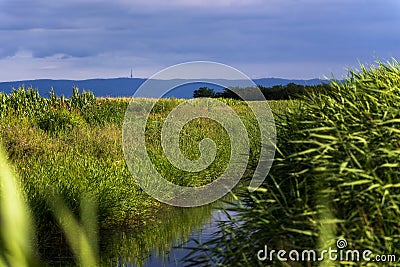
[130,68,133,78]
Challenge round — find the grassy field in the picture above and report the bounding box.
[0,88,288,265]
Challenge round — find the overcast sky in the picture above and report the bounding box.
[0,0,399,81]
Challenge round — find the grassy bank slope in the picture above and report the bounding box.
[0,89,286,239]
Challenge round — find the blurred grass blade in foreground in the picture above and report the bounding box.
[0,145,36,267]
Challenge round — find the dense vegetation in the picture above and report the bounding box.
[186,61,400,266]
[1,60,400,266]
[0,87,281,265]
[193,82,330,100]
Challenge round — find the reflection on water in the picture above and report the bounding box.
[100,200,233,267]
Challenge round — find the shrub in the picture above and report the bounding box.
[193,87,216,98]
[37,108,86,133]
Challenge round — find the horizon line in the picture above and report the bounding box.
[0,76,327,83]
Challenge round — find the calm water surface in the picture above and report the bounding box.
[99,201,235,267]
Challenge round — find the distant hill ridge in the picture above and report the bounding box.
[0,78,326,99]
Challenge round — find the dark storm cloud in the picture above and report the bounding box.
[0,0,399,79]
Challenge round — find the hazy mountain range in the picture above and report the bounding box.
[0,78,326,99]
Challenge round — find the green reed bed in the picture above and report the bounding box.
[185,60,400,266]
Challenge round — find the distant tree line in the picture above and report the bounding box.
[193,82,331,100]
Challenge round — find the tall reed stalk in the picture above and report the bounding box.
[185,59,400,266]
